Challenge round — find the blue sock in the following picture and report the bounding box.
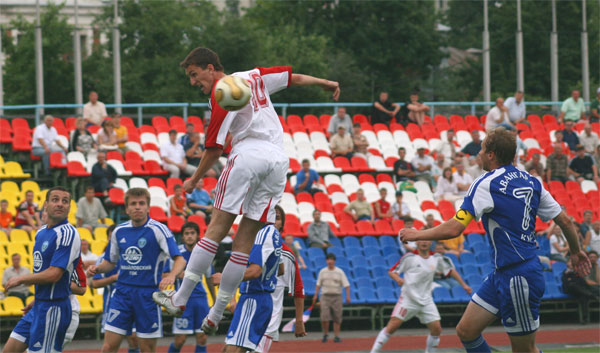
[195,344,207,353]
[128,349,140,353]
[461,335,491,353]
[168,343,180,353]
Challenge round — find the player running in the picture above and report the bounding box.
[154,47,340,335]
[255,205,306,353]
[3,187,81,353]
[166,222,216,353]
[370,240,471,353]
[400,128,591,353]
[88,188,186,353]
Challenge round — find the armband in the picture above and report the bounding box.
[453,209,474,227]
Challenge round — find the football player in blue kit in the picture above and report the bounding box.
[3,187,81,353]
[88,188,186,353]
[400,128,591,353]
[166,221,216,353]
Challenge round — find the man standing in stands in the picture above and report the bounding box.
[307,209,335,249]
[372,92,400,125]
[32,115,68,175]
[328,107,353,136]
[83,91,108,126]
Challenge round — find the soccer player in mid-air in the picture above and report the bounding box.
[370,240,471,353]
[88,188,186,353]
[3,187,81,353]
[400,128,591,353]
[154,47,340,335]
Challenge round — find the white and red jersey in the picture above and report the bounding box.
[70,257,87,314]
[390,251,452,306]
[278,243,304,298]
[206,66,292,150]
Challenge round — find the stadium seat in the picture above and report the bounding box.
[149,206,168,222]
[108,188,125,205]
[1,162,31,178]
[451,286,471,302]
[2,296,25,316]
[67,161,90,177]
[167,215,185,233]
[433,287,452,303]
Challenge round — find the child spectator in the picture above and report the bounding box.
[372,188,393,222]
[0,200,13,233]
[112,113,129,154]
[170,184,191,217]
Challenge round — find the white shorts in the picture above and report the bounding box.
[391,296,440,325]
[63,309,80,346]
[264,286,285,341]
[213,140,288,223]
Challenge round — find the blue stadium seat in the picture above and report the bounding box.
[307,247,326,260]
[544,282,561,299]
[336,256,350,268]
[353,267,370,279]
[327,247,344,258]
[444,253,458,266]
[366,254,381,267]
[382,246,401,257]
[363,246,382,257]
[329,236,342,248]
[344,246,363,258]
[465,273,483,286]
[362,236,379,248]
[298,249,308,261]
[386,254,401,268]
[351,291,361,303]
[356,278,374,289]
[461,264,480,276]
[370,265,389,278]
[433,287,452,303]
[552,263,566,281]
[459,252,476,265]
[303,279,316,296]
[544,271,557,285]
[377,287,396,304]
[476,251,490,264]
[479,263,494,275]
[299,268,314,281]
[294,237,307,249]
[379,235,399,249]
[338,266,351,278]
[343,237,361,248]
[358,287,378,304]
[311,257,326,269]
[376,277,396,290]
[451,286,471,302]
[350,255,368,267]
[466,233,484,246]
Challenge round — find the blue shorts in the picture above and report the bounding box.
[101,288,134,335]
[472,258,545,336]
[172,294,210,335]
[225,292,273,351]
[105,284,162,339]
[11,298,72,352]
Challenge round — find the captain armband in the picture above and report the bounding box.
[453,209,474,227]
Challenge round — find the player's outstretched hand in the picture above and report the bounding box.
[295,321,307,337]
[322,80,340,101]
[182,178,195,194]
[463,284,473,295]
[87,265,98,277]
[571,250,592,278]
[4,276,22,291]
[399,228,419,243]
[159,274,176,290]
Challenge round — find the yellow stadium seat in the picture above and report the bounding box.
[36,189,48,204]
[94,227,108,242]
[91,240,107,255]
[26,296,34,305]
[2,296,24,316]
[20,181,40,199]
[10,229,31,243]
[6,243,28,257]
[77,227,93,242]
[2,162,31,179]
[68,213,77,226]
[0,230,8,243]
[103,218,114,226]
[92,295,104,312]
[77,296,95,314]
[0,155,4,166]
[1,181,20,194]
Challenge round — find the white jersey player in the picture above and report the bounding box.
[154,47,340,339]
[370,240,471,353]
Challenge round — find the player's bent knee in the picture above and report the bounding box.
[456,323,478,341]
[429,322,442,336]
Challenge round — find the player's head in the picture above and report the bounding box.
[181,47,224,95]
[326,253,336,268]
[125,188,150,225]
[45,187,71,223]
[416,240,432,252]
[181,222,200,247]
[479,128,516,170]
[274,205,285,233]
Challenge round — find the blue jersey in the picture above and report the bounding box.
[105,218,181,287]
[164,244,209,298]
[460,164,561,269]
[93,253,119,307]
[240,225,282,294]
[32,219,81,300]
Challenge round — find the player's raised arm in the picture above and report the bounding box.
[553,211,592,277]
[290,74,340,101]
[400,209,470,243]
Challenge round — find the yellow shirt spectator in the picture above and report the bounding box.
[114,125,128,148]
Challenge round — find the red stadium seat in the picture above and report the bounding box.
[120,116,135,128]
[188,215,208,231]
[149,206,168,223]
[289,158,301,173]
[319,115,332,130]
[67,161,91,177]
[286,115,304,129]
[152,116,169,129]
[108,188,124,205]
[148,177,167,189]
[333,157,353,172]
[139,125,156,134]
[392,219,405,234]
[11,118,32,133]
[338,220,358,236]
[125,151,142,161]
[351,157,372,172]
[356,220,377,236]
[314,192,331,204]
[204,177,218,192]
[358,174,376,184]
[284,221,304,237]
[385,157,399,168]
[144,160,169,176]
[374,220,394,235]
[167,215,185,233]
[296,192,314,204]
[421,200,437,211]
[128,129,140,143]
[167,178,183,196]
[303,115,320,128]
[373,124,389,133]
[142,143,159,152]
[327,184,344,194]
[125,160,147,175]
[0,118,12,134]
[106,151,124,163]
[49,152,66,168]
[0,128,12,144]
[353,114,369,124]
[376,174,393,184]
[315,202,333,213]
[314,149,330,159]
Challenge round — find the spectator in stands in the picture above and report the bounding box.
[373,188,393,222]
[0,200,13,233]
[504,91,526,125]
[2,254,31,304]
[559,89,586,124]
[307,209,335,249]
[14,190,40,232]
[511,129,528,162]
[546,143,569,182]
[295,159,321,195]
[312,253,350,343]
[400,218,416,253]
[179,123,196,149]
[485,98,513,131]
[32,115,68,175]
[372,91,400,125]
[161,129,197,179]
[562,120,581,151]
[436,129,458,162]
[579,121,599,154]
[433,242,460,289]
[422,214,436,230]
[549,228,569,263]
[76,186,108,231]
[187,179,213,220]
[467,155,484,180]
[584,220,600,254]
[405,91,430,126]
[80,239,99,269]
[525,153,544,178]
[330,125,353,159]
[91,152,117,196]
[434,167,460,202]
[411,147,434,185]
[431,153,449,184]
[392,191,410,220]
[595,145,600,167]
[393,147,416,182]
[97,120,119,153]
[344,188,373,222]
[461,130,482,157]
[328,107,353,135]
[440,232,469,258]
[453,156,473,197]
[112,113,129,154]
[580,210,594,238]
[70,117,97,155]
[585,251,600,292]
[591,87,600,122]
[568,145,598,182]
[83,91,108,126]
[352,123,370,160]
[170,184,191,217]
[284,234,307,269]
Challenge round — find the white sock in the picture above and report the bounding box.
[425,334,440,353]
[172,238,218,306]
[370,328,390,353]
[207,252,249,323]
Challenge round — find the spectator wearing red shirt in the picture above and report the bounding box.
[373,188,393,222]
[170,185,190,217]
[14,191,41,232]
[0,200,13,233]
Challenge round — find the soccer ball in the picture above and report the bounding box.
[214,75,252,111]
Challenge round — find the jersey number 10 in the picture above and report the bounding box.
[249,73,269,111]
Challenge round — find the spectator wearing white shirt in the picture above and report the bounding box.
[327,107,353,136]
[436,128,458,162]
[452,156,473,197]
[579,122,599,154]
[485,97,514,131]
[392,191,410,220]
[434,167,461,202]
[80,239,99,269]
[504,91,526,125]
[31,115,68,175]
[83,91,108,126]
[160,129,197,178]
[410,147,434,185]
[467,155,485,180]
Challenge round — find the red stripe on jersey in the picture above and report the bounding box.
[389,252,413,273]
[73,257,87,288]
[205,81,229,149]
[257,66,292,88]
[282,243,304,298]
[259,198,273,223]
[214,155,237,209]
